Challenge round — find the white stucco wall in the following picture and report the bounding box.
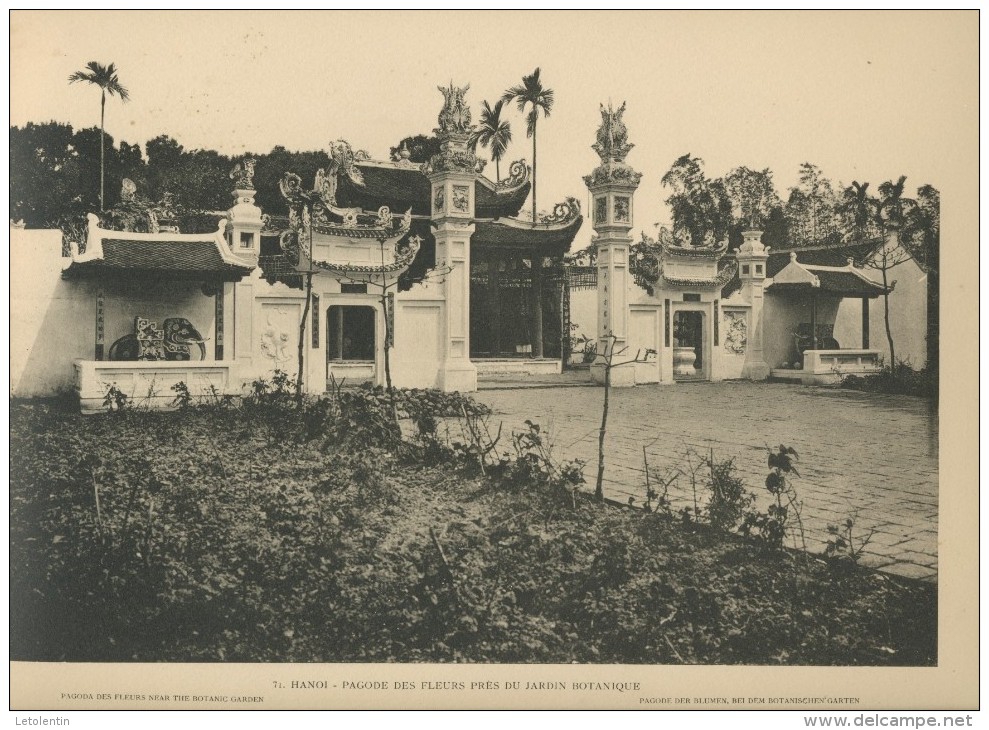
[10,228,91,396]
[762,292,841,370]
[12,227,227,399]
[833,257,928,369]
[390,279,445,389]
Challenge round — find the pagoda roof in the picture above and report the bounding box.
[721,239,883,298]
[334,158,531,219]
[63,214,254,282]
[766,239,881,278]
[473,197,583,256]
[764,251,889,298]
[660,258,738,289]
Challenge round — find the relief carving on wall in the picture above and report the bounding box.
[260,306,296,366]
[723,311,747,354]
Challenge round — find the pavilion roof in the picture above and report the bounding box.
[766,252,889,298]
[721,239,883,298]
[473,217,583,257]
[62,215,254,282]
[334,159,531,219]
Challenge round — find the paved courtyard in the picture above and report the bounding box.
[472,379,939,582]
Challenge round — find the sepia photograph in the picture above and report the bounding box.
[8,9,978,712]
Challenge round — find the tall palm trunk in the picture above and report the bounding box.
[881,267,896,375]
[530,126,544,358]
[531,125,537,224]
[99,90,106,211]
[495,159,500,182]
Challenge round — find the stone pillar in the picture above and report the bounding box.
[861,297,870,349]
[736,230,771,380]
[530,255,544,358]
[227,160,263,378]
[488,258,502,356]
[428,83,479,392]
[583,102,642,387]
[227,169,262,266]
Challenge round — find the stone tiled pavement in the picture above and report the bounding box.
[472,378,939,582]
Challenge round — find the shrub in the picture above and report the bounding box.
[839,361,936,398]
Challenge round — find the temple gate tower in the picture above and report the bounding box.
[583,102,642,386]
[736,229,771,379]
[428,83,480,391]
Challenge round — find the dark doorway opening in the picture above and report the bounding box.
[328,305,376,361]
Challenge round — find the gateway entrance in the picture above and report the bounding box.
[673,310,706,381]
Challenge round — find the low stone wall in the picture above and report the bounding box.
[75,360,236,414]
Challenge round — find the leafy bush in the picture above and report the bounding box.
[704,453,755,531]
[741,445,804,550]
[839,362,936,398]
[10,406,934,665]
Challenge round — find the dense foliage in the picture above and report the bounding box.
[11,391,935,665]
[839,362,937,399]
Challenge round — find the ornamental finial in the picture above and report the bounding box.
[435,82,473,135]
[592,101,633,164]
[230,158,257,190]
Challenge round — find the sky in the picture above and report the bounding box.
[9,10,978,250]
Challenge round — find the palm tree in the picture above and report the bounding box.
[840,181,875,240]
[502,68,554,223]
[468,100,512,181]
[503,69,554,359]
[69,61,130,211]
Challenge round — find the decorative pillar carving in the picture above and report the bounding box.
[214,287,224,361]
[736,230,771,379]
[95,287,105,361]
[583,102,642,387]
[427,83,480,392]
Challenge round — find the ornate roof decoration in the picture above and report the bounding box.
[427,83,484,176]
[584,101,642,189]
[657,226,729,258]
[279,163,411,239]
[592,101,633,163]
[539,196,581,225]
[583,162,643,188]
[311,234,422,276]
[435,82,472,135]
[229,158,257,190]
[472,198,583,255]
[277,159,414,273]
[496,159,530,190]
[661,258,738,288]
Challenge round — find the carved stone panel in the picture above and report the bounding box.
[614,196,630,223]
[452,185,470,213]
[259,303,299,368]
[723,310,748,354]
